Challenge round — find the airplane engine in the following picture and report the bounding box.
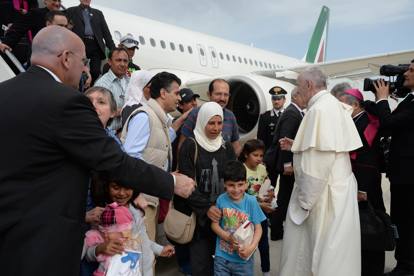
[186,74,296,141]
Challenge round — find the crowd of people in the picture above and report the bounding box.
[1,1,414,276]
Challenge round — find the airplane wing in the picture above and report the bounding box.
[256,49,414,82]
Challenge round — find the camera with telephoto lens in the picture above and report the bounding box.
[363,64,410,98]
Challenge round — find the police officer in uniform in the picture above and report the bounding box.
[257,86,287,151]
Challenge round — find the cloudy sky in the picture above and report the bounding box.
[96,0,413,62]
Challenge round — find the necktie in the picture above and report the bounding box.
[300,111,305,117]
[82,8,94,36]
[277,111,281,117]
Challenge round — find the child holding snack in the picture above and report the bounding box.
[84,180,174,276]
[211,160,266,276]
[239,139,275,275]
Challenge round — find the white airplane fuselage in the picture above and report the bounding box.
[63,1,314,139]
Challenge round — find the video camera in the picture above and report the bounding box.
[363,64,410,98]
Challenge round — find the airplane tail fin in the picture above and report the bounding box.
[303,6,329,63]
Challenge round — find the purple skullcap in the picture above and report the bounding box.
[344,88,363,101]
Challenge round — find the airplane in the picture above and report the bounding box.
[1,1,413,141]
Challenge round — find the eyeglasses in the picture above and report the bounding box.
[57,51,90,66]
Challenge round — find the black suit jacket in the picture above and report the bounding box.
[2,7,48,48]
[257,109,282,150]
[272,104,303,173]
[376,94,414,184]
[0,66,173,276]
[66,5,115,59]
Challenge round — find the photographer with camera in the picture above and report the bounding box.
[374,60,414,276]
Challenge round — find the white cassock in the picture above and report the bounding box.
[279,90,363,276]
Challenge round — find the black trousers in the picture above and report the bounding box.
[84,38,103,84]
[361,250,385,276]
[189,232,215,276]
[390,181,414,272]
[270,173,294,239]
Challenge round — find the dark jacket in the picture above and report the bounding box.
[351,111,385,211]
[66,4,115,59]
[265,103,303,174]
[257,109,282,150]
[2,7,49,48]
[0,66,174,276]
[175,138,236,238]
[376,94,414,184]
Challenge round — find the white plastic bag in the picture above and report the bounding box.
[232,220,256,260]
[106,250,142,276]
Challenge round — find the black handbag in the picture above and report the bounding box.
[359,201,396,251]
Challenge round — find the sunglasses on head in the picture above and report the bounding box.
[121,39,138,46]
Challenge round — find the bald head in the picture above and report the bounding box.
[31,26,83,63]
[31,26,86,89]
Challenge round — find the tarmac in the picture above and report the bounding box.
[156,175,396,275]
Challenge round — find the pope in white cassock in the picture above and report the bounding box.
[279,67,363,276]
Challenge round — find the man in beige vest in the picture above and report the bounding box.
[122,72,181,243]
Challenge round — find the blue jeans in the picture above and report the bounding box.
[214,256,253,276]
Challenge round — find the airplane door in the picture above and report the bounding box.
[196,44,207,67]
[209,46,219,68]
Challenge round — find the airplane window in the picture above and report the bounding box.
[200,48,205,56]
[264,63,268,68]
[211,51,216,58]
[160,40,166,49]
[244,58,247,64]
[254,60,258,66]
[226,54,230,61]
[259,61,263,67]
[188,46,193,54]
[139,36,146,45]
[179,44,184,52]
[150,38,156,47]
[219,52,224,60]
[232,55,236,62]
[238,56,242,63]
[170,42,175,51]
[249,59,253,65]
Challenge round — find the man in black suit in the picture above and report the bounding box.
[375,60,414,276]
[66,0,115,83]
[269,88,306,240]
[0,26,194,276]
[0,0,61,63]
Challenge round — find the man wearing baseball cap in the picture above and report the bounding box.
[172,88,199,170]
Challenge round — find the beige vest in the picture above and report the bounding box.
[121,98,172,206]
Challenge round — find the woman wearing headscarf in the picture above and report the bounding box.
[174,102,236,276]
